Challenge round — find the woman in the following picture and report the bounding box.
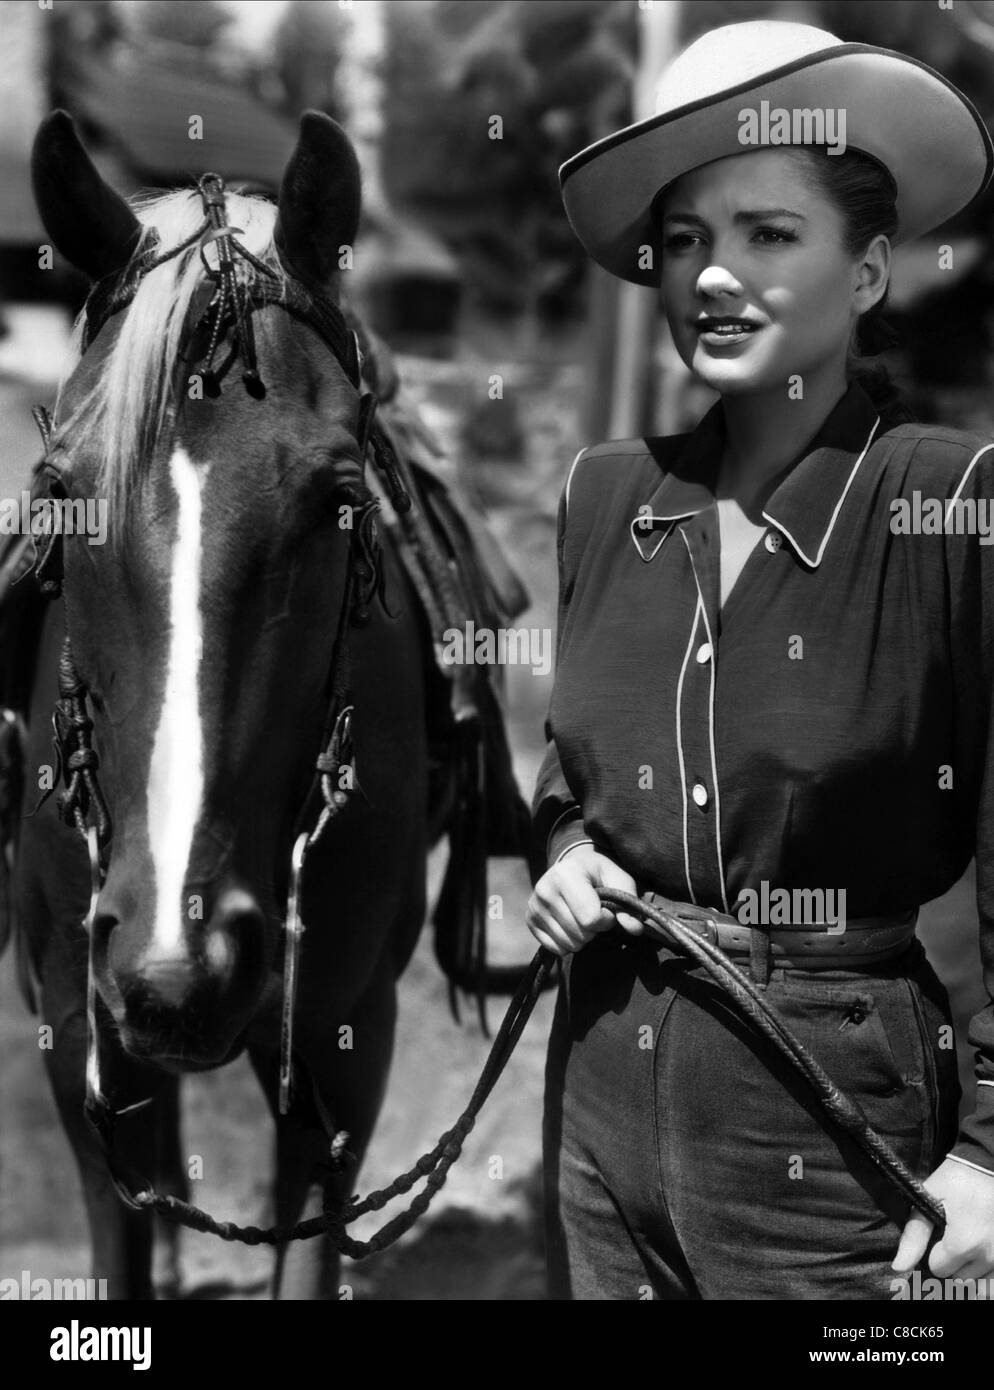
[528,19,994,1300]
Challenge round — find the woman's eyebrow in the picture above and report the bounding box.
[661,207,807,224]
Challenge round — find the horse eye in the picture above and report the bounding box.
[43,445,73,490]
[43,465,69,499]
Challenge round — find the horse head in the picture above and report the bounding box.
[32,110,378,1069]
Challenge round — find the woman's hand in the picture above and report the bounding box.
[525,845,643,957]
[892,1157,994,1281]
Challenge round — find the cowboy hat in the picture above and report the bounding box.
[559,19,994,288]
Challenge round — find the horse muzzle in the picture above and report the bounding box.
[93,884,268,1068]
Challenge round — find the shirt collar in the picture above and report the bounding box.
[629,381,881,567]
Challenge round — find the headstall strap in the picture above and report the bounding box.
[193,171,278,400]
[33,634,112,854]
[34,167,411,1141]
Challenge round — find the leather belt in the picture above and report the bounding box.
[637,890,918,970]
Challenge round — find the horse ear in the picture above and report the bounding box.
[31,110,143,282]
[274,110,361,291]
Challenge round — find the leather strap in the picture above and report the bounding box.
[638,890,917,970]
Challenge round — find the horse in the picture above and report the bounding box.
[15,108,445,1299]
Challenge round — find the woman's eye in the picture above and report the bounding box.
[663,231,704,251]
[662,226,798,253]
[753,226,797,245]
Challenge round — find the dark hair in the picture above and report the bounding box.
[788,146,913,426]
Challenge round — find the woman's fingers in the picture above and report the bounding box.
[891,1213,934,1274]
[526,866,610,954]
[526,880,589,956]
[526,851,646,954]
[592,861,642,934]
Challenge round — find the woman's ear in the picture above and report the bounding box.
[854,233,892,315]
[274,110,361,294]
[31,110,143,281]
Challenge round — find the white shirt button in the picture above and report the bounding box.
[764,530,782,553]
[696,642,712,665]
[692,783,709,808]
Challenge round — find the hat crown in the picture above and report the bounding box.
[654,20,845,116]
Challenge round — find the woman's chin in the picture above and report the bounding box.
[690,348,777,397]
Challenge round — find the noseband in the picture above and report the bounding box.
[33,172,417,1133]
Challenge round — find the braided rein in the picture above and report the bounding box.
[83,890,944,1258]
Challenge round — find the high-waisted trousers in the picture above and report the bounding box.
[542,932,960,1300]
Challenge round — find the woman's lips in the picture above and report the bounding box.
[695,320,762,348]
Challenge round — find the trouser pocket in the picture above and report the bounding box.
[769,970,932,1176]
[902,955,961,1165]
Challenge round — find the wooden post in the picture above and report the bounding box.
[602,0,681,443]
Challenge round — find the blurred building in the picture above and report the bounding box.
[0,0,48,247]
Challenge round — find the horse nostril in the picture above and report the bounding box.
[211,888,263,929]
[205,889,265,987]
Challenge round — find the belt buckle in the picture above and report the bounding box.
[675,911,720,948]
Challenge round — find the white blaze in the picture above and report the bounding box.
[147,445,206,953]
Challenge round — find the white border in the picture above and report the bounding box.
[681,530,730,913]
[675,593,702,904]
[762,415,880,568]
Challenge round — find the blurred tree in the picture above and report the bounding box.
[381,0,635,328]
[49,0,125,112]
[272,0,349,122]
[128,0,234,52]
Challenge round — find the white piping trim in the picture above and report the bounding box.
[978,1079,994,1089]
[545,805,584,860]
[761,415,880,568]
[554,838,594,866]
[944,443,994,526]
[946,1152,994,1178]
[680,530,729,913]
[633,508,705,522]
[547,805,584,840]
[563,446,587,517]
[675,593,702,905]
[629,516,674,561]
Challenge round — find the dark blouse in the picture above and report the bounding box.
[531,380,994,1173]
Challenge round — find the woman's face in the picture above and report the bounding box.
[659,149,875,398]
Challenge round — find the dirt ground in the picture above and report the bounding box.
[0,342,989,1300]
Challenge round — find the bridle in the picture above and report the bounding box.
[25,174,948,1261]
[33,172,417,1137]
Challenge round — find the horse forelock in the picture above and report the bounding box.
[53,188,290,526]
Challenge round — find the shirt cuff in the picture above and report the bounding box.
[546,808,588,865]
[945,1152,994,1179]
[554,838,595,866]
[949,1080,994,1174]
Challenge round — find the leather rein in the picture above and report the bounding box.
[27,174,946,1260]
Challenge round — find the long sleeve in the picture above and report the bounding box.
[530,450,589,868]
[944,443,994,1174]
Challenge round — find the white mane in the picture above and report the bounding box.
[53,188,290,519]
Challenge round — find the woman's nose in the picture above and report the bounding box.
[696,264,745,298]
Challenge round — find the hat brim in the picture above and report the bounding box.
[560,43,994,287]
